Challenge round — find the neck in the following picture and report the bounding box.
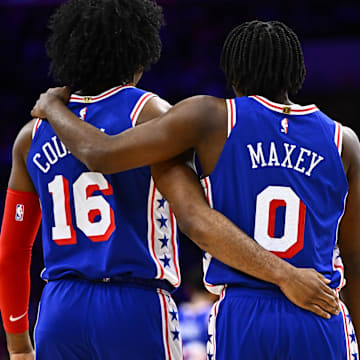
[77,81,135,96]
[270,92,292,105]
[234,89,292,105]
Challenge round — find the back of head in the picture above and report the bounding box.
[47,0,164,94]
[221,20,306,99]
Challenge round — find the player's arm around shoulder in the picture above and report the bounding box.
[99,94,226,173]
[0,120,40,359]
[31,87,225,174]
[339,126,360,334]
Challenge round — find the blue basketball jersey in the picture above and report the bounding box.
[27,86,180,288]
[201,95,347,294]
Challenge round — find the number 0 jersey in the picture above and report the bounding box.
[27,86,180,288]
[200,95,347,295]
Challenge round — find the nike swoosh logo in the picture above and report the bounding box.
[9,311,27,322]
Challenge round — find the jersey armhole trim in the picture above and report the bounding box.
[130,93,157,127]
[334,121,343,155]
[226,99,236,137]
[32,118,42,139]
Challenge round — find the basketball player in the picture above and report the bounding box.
[32,21,359,359]
[0,2,339,359]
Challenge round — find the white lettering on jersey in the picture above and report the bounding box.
[33,137,70,174]
[247,142,324,177]
[293,147,312,174]
[268,142,280,167]
[305,152,324,177]
[247,143,267,169]
[281,143,296,168]
[33,128,107,174]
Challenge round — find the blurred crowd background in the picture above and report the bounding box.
[0,0,360,358]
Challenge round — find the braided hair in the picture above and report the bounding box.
[220,20,306,98]
[47,0,164,94]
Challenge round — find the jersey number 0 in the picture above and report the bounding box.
[254,186,306,258]
[48,172,115,245]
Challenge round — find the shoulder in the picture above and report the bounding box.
[137,94,227,131]
[342,126,360,176]
[176,95,226,116]
[8,119,38,192]
[13,119,38,161]
[136,95,172,125]
[167,95,227,131]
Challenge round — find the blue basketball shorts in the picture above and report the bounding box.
[207,286,359,360]
[34,278,182,359]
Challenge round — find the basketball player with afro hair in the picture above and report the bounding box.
[32,19,360,359]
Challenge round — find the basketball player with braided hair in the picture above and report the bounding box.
[0,10,341,360]
[33,20,359,359]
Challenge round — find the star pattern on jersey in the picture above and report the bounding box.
[169,309,178,321]
[171,328,180,341]
[158,234,169,248]
[343,306,359,359]
[152,185,179,284]
[207,352,213,360]
[157,214,168,229]
[160,254,171,268]
[207,333,212,344]
[350,331,357,343]
[157,198,166,209]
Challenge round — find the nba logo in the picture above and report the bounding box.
[80,107,88,121]
[281,118,289,134]
[15,204,24,221]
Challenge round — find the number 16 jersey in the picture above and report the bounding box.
[201,95,347,294]
[27,86,180,288]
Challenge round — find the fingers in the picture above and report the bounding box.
[314,280,340,313]
[317,272,331,284]
[30,102,40,119]
[314,295,340,316]
[48,86,71,102]
[305,304,331,319]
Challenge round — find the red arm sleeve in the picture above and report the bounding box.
[0,188,41,333]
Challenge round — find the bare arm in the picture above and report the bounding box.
[151,159,340,319]
[31,88,210,174]
[339,126,360,334]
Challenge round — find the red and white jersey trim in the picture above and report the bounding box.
[339,301,359,359]
[207,287,226,359]
[334,121,343,155]
[333,190,348,295]
[69,85,134,103]
[201,177,225,295]
[158,289,183,360]
[147,179,181,287]
[32,118,42,139]
[333,248,346,296]
[130,92,157,127]
[226,99,237,137]
[249,95,318,115]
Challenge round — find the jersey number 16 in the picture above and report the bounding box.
[48,172,115,245]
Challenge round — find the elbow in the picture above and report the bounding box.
[176,207,209,250]
[80,147,109,173]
